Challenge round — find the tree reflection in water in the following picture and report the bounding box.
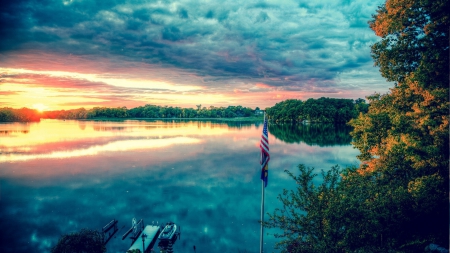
[268,123,352,146]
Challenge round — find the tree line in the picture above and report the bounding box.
[0,107,41,122]
[265,97,369,123]
[0,99,369,122]
[264,0,448,252]
[0,104,257,122]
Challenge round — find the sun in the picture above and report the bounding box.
[32,103,48,112]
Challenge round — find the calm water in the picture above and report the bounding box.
[0,119,359,253]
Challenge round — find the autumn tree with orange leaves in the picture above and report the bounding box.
[348,0,449,249]
[264,0,448,252]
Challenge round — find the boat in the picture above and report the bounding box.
[158,222,177,241]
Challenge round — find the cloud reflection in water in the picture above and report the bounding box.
[0,119,359,253]
[0,137,201,162]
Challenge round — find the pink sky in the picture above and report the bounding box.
[0,51,384,111]
[0,0,391,111]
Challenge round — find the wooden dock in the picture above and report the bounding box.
[127,225,161,253]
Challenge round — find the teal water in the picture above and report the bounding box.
[0,119,359,253]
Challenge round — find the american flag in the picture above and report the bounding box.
[260,115,270,187]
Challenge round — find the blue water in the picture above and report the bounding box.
[0,119,359,252]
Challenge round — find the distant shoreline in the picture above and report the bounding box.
[0,116,265,123]
[76,116,264,122]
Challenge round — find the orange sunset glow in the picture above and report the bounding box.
[1,62,374,110]
[0,0,390,111]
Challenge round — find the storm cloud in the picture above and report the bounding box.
[1,0,388,97]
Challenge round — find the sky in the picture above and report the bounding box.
[0,0,391,111]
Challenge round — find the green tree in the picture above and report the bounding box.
[266,98,359,123]
[264,165,346,253]
[369,0,448,88]
[51,228,106,253]
[266,0,448,252]
[351,0,449,249]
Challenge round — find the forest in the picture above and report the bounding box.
[265,97,368,123]
[0,98,368,123]
[43,104,256,119]
[0,104,256,122]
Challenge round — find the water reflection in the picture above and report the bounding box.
[1,137,201,162]
[0,130,30,135]
[0,120,229,161]
[0,119,359,253]
[269,123,353,146]
[0,122,32,135]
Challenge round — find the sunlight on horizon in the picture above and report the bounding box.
[0,67,342,110]
[32,103,48,112]
[0,67,236,110]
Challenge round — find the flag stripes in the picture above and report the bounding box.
[260,115,270,187]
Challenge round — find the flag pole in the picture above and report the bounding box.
[260,112,266,253]
[260,177,265,253]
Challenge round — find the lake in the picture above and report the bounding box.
[0,119,360,253]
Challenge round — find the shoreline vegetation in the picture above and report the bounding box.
[78,116,265,122]
[264,0,449,252]
[266,97,368,123]
[0,97,368,123]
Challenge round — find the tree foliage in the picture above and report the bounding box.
[51,228,106,253]
[369,0,448,88]
[265,97,368,123]
[266,0,448,252]
[0,107,40,122]
[264,165,346,253]
[127,104,254,119]
[0,105,258,122]
[353,3,449,248]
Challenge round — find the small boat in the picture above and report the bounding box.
[158,222,177,241]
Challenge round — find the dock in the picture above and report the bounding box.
[127,225,161,253]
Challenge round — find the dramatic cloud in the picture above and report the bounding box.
[0,0,390,109]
